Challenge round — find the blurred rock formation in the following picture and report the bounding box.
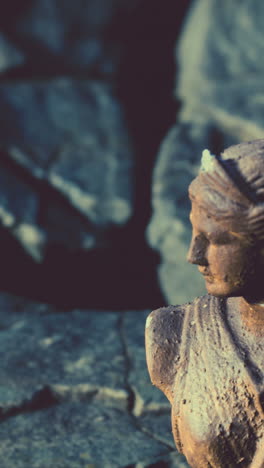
[0,79,132,260]
[0,0,140,262]
[147,0,264,304]
[0,0,191,309]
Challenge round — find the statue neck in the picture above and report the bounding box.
[239,297,264,336]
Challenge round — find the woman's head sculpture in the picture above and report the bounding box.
[145,139,264,468]
[187,139,264,300]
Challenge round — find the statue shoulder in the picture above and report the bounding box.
[145,304,186,402]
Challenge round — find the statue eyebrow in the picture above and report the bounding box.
[202,229,245,244]
[229,231,253,244]
[206,231,231,241]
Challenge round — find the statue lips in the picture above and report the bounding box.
[198,267,214,283]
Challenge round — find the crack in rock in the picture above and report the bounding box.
[0,386,60,422]
[0,382,130,424]
[118,313,136,413]
[138,422,175,451]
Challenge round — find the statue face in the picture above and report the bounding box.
[187,201,259,297]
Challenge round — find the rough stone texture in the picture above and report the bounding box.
[13,0,141,76]
[0,403,170,468]
[0,79,133,259]
[0,293,189,467]
[0,299,127,410]
[148,0,264,304]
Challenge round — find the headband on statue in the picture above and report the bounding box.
[200,149,216,173]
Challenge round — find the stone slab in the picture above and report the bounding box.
[0,294,189,466]
[0,295,127,410]
[0,402,172,468]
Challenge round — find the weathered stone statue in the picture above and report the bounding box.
[146,140,264,468]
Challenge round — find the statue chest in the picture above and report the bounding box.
[173,368,263,468]
[171,298,264,467]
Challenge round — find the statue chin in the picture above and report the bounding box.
[204,278,245,298]
[205,276,264,303]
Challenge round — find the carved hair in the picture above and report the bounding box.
[189,139,264,241]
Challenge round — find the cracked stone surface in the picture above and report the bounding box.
[0,295,127,410]
[0,403,170,468]
[0,79,133,259]
[0,293,189,467]
[138,411,174,449]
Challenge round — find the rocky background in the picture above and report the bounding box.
[0,0,263,466]
[0,0,190,310]
[147,0,264,304]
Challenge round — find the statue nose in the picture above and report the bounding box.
[187,234,208,266]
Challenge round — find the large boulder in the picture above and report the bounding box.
[148,0,264,304]
[0,78,133,260]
